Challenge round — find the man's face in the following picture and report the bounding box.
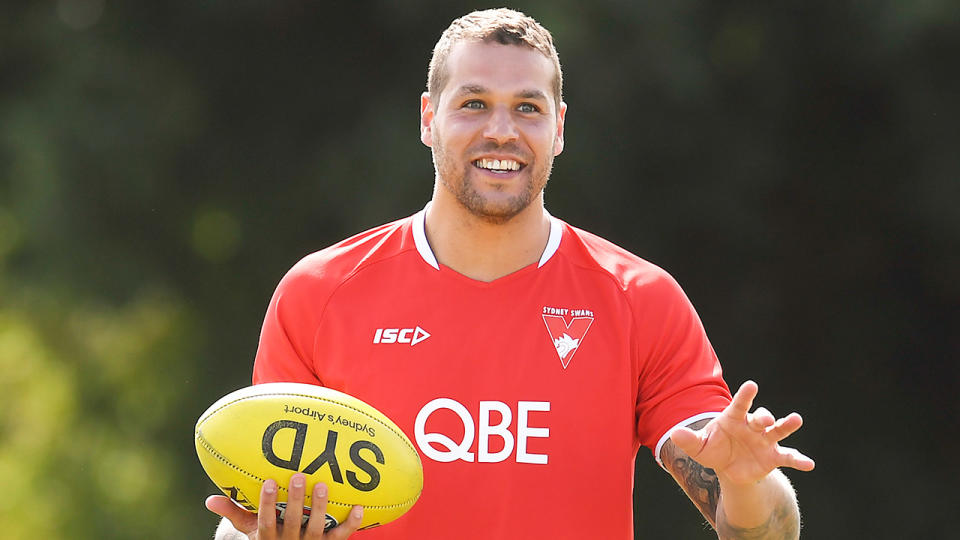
[421,41,566,223]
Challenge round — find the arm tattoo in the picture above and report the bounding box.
[673,456,720,521]
[661,420,800,540]
[716,503,798,540]
[661,419,721,528]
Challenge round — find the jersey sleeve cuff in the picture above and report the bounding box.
[654,411,722,469]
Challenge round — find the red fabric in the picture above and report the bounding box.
[252,211,731,539]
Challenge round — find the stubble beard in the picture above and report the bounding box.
[432,132,554,225]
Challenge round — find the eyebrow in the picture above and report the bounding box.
[453,84,548,101]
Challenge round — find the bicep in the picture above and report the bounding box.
[659,418,720,529]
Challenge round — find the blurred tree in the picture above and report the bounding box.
[0,0,956,538]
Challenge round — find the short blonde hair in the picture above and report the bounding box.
[428,8,563,109]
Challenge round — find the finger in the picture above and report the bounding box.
[258,479,279,540]
[281,474,307,540]
[725,380,759,419]
[303,482,329,538]
[764,412,804,442]
[326,506,364,540]
[668,426,706,458]
[776,445,816,472]
[748,406,776,432]
[205,495,259,534]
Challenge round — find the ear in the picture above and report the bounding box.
[420,92,435,147]
[553,101,567,156]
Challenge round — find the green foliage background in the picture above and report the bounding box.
[1,1,957,538]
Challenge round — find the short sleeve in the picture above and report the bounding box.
[632,270,731,466]
[252,260,326,386]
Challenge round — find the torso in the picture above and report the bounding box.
[253,210,731,539]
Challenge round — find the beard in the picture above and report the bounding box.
[432,131,555,224]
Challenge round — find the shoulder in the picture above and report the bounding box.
[275,215,414,299]
[558,221,687,303]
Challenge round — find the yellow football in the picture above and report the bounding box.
[195,382,423,531]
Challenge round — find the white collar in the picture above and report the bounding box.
[412,205,562,271]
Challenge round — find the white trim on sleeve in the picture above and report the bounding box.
[654,411,723,469]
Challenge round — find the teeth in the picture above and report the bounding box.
[474,158,521,171]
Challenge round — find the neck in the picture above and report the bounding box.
[424,190,552,283]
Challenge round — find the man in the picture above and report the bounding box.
[206,8,814,540]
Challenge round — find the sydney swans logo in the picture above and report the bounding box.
[541,306,594,369]
[553,334,580,359]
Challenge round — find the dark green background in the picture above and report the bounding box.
[1,1,957,538]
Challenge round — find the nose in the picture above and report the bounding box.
[482,106,519,145]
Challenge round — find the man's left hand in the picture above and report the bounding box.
[670,380,815,487]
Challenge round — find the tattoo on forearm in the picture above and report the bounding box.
[665,448,800,539]
[662,419,721,527]
[716,502,798,540]
[661,419,800,539]
[669,451,721,527]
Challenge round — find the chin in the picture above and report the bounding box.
[463,195,534,223]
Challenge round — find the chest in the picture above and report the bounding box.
[309,269,642,462]
[320,269,635,393]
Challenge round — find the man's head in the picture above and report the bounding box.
[420,9,567,224]
[428,8,563,112]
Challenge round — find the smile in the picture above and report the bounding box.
[473,158,523,173]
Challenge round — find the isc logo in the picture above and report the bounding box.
[261,420,384,492]
[373,326,430,346]
[414,398,550,464]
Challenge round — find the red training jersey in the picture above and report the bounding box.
[252,208,731,539]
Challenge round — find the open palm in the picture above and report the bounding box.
[670,381,815,486]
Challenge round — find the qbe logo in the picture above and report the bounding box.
[414,398,550,464]
[373,326,430,346]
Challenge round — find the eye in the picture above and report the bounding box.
[463,100,485,110]
[517,103,540,113]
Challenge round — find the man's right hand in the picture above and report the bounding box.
[206,473,364,540]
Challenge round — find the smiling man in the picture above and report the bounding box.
[426,38,564,223]
[419,37,565,282]
[207,8,813,540]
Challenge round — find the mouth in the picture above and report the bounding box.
[472,157,525,175]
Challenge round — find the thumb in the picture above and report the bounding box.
[669,426,704,457]
[206,495,259,534]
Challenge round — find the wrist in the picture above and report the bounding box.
[716,468,774,492]
[716,469,797,532]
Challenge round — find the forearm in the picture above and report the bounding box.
[661,438,802,540]
[715,469,800,540]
